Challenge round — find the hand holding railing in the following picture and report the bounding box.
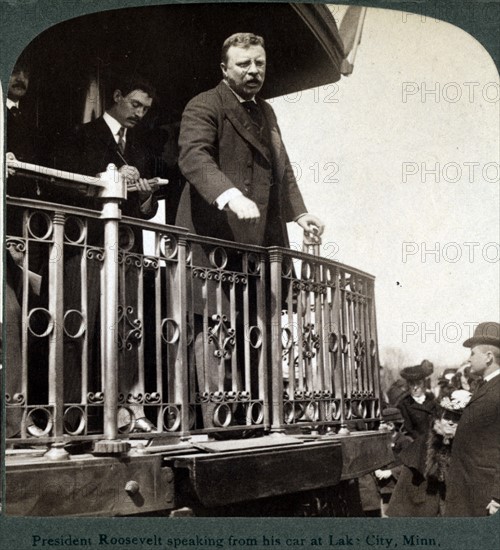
[296,212,324,255]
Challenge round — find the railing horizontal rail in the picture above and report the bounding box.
[6,153,107,188]
[5,166,381,451]
[276,246,376,281]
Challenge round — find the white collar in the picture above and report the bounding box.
[484,368,500,382]
[7,98,19,110]
[223,80,257,104]
[103,111,126,142]
[411,394,426,404]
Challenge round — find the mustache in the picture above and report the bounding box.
[12,82,27,89]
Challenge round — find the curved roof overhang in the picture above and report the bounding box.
[22,3,344,126]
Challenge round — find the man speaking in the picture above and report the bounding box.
[177,33,325,428]
[177,32,324,246]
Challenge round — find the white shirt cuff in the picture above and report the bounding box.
[294,212,308,222]
[215,187,244,210]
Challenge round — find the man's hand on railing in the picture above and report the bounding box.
[296,213,325,244]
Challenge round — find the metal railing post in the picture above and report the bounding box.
[268,247,284,432]
[43,212,69,461]
[92,165,129,454]
[174,236,190,438]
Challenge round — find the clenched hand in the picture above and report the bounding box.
[227,195,261,223]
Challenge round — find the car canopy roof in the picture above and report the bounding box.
[22,3,344,127]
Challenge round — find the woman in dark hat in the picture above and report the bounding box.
[450,361,481,394]
[397,360,438,440]
[386,389,471,517]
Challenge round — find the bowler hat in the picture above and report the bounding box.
[463,322,500,348]
[381,407,403,423]
[400,359,434,381]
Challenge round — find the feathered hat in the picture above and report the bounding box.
[438,389,471,414]
[400,359,434,382]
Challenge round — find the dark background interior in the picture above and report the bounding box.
[12,3,344,209]
[21,3,342,130]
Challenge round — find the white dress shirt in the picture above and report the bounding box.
[102,112,153,214]
[103,111,126,146]
[7,98,20,110]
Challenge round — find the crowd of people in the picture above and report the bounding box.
[359,321,500,518]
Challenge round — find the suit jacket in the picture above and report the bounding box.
[6,105,46,204]
[54,116,159,402]
[444,375,500,516]
[6,106,38,165]
[177,81,307,247]
[398,393,438,440]
[56,116,157,220]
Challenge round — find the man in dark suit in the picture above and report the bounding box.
[444,322,500,516]
[5,59,47,438]
[177,32,323,247]
[58,74,158,219]
[6,60,38,167]
[56,75,159,432]
[177,33,324,428]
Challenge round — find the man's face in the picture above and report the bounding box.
[221,45,266,100]
[8,69,29,101]
[111,89,153,128]
[468,346,489,375]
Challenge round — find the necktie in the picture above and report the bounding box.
[117,126,126,155]
[242,101,263,130]
[10,106,21,118]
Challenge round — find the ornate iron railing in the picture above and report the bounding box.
[4,158,381,452]
[269,245,381,433]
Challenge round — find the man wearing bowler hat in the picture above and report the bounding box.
[444,322,500,516]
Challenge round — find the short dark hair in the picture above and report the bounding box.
[105,72,157,108]
[12,54,31,76]
[221,33,265,64]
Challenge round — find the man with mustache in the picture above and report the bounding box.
[177,33,324,429]
[7,60,36,164]
[56,74,160,433]
[59,74,157,210]
[5,58,47,438]
[178,32,324,246]
[444,322,500,516]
